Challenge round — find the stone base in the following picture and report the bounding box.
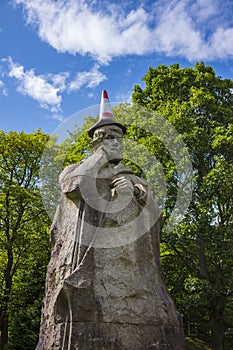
[54,321,185,350]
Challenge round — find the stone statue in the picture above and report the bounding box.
[36,90,185,350]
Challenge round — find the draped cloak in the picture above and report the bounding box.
[36,153,184,350]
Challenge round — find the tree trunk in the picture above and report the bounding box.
[0,307,8,350]
[1,245,13,350]
[210,300,225,350]
[211,320,225,350]
[197,233,209,279]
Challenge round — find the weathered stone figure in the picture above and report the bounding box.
[36,91,185,350]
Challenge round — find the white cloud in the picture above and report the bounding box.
[209,27,233,59]
[49,72,70,91]
[9,63,24,79]
[3,57,106,118]
[50,113,64,122]
[115,89,132,103]
[13,0,233,62]
[9,59,62,110]
[0,80,7,96]
[190,0,218,22]
[7,57,65,116]
[154,1,207,61]
[68,65,107,91]
[153,0,233,61]
[14,0,153,63]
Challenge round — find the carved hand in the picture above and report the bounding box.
[111,176,134,197]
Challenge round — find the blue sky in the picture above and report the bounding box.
[1,0,233,135]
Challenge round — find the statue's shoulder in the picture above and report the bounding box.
[59,158,87,185]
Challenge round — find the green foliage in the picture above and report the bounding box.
[8,300,42,350]
[33,63,233,349]
[132,62,233,350]
[0,130,51,350]
[1,62,232,350]
[63,127,92,166]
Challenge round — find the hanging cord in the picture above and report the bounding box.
[61,294,72,350]
[71,198,85,272]
[69,186,109,272]
[75,208,106,270]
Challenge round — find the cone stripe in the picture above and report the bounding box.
[103,90,108,99]
[102,112,114,118]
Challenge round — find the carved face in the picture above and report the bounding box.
[92,125,123,161]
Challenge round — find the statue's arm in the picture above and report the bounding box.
[59,164,81,199]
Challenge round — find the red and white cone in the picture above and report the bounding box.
[88,90,126,138]
[99,90,114,119]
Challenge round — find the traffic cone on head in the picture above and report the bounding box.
[88,90,127,138]
[99,90,114,119]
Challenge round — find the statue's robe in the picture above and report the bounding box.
[36,154,185,350]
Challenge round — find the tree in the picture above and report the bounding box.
[131,62,233,350]
[0,130,51,350]
[3,62,231,349]
[43,64,232,348]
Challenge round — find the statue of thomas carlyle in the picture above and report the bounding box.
[36,91,185,350]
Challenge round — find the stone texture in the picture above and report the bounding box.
[36,143,184,349]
